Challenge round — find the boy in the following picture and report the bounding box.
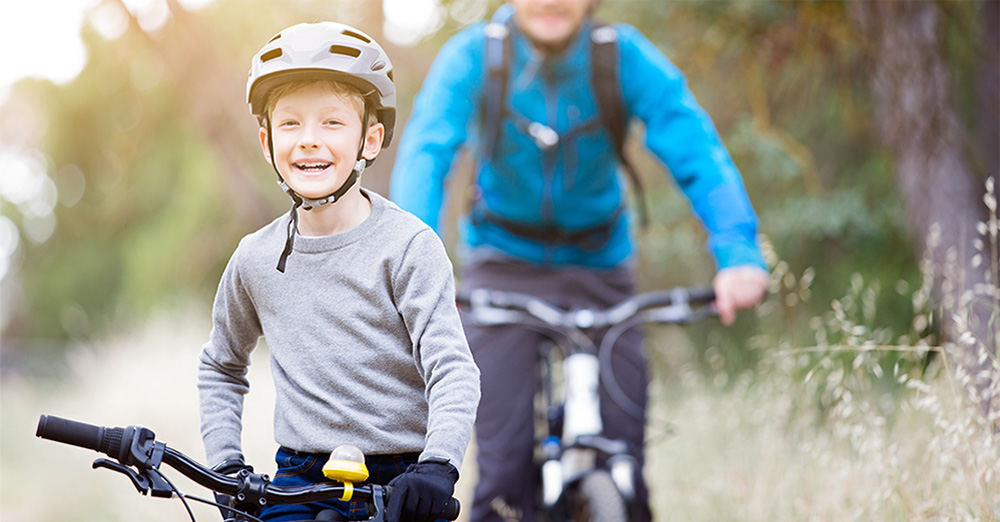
[197,21,480,522]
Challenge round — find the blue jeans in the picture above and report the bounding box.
[259,446,419,522]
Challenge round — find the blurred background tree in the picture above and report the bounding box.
[1,0,996,382]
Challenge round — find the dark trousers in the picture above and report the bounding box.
[460,259,651,522]
[259,447,419,521]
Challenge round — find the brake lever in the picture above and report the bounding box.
[93,457,175,498]
[368,485,387,522]
[93,458,150,494]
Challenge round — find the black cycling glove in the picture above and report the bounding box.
[386,459,459,522]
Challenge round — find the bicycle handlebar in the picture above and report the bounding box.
[457,285,717,329]
[36,415,461,521]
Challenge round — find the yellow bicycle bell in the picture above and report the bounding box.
[322,444,369,501]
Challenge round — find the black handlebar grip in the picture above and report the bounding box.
[442,497,461,521]
[36,415,125,458]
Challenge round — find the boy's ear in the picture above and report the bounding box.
[259,126,272,162]
[361,122,385,161]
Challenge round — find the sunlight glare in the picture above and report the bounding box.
[384,0,443,47]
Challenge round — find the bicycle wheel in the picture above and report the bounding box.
[566,470,628,522]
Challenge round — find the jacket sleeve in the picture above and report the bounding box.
[197,243,263,467]
[389,26,486,235]
[616,25,766,271]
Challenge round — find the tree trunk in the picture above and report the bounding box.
[850,1,998,410]
[979,0,999,196]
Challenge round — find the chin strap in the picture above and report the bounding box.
[275,158,367,273]
[276,197,302,274]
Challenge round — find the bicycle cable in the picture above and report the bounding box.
[597,314,648,422]
[181,493,267,522]
[597,316,680,450]
[597,304,717,447]
[151,467,197,522]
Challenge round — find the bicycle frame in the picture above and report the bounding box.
[459,286,715,521]
[541,348,636,506]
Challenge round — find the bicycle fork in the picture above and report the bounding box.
[540,353,636,507]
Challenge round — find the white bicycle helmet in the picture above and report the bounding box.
[248,21,396,146]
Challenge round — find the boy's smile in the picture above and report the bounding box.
[294,160,333,174]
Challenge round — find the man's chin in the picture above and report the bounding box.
[524,26,576,53]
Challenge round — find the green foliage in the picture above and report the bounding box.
[7,23,240,342]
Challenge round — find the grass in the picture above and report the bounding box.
[645,347,999,521]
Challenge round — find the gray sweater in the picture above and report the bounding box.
[197,190,480,469]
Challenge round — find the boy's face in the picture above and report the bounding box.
[260,82,383,200]
[511,0,596,53]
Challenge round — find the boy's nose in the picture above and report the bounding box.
[297,126,320,148]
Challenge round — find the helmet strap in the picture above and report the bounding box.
[276,197,301,273]
[268,122,369,273]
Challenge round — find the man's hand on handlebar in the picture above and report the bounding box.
[712,266,770,326]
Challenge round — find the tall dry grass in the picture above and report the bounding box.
[645,343,998,521]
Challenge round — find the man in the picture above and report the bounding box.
[390,1,768,521]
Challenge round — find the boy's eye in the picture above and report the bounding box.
[277,120,299,128]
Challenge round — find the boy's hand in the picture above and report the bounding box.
[386,459,459,522]
[713,266,769,325]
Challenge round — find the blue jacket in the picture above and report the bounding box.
[390,13,765,270]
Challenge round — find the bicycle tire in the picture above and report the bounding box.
[566,470,628,522]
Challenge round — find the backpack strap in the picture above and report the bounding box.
[590,24,650,228]
[482,9,514,161]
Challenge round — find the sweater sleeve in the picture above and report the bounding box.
[197,243,263,467]
[389,26,485,235]
[617,25,766,271]
[391,229,480,468]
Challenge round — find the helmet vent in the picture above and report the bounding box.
[329,45,362,58]
[268,34,283,44]
[341,29,371,43]
[387,70,394,82]
[261,48,283,63]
